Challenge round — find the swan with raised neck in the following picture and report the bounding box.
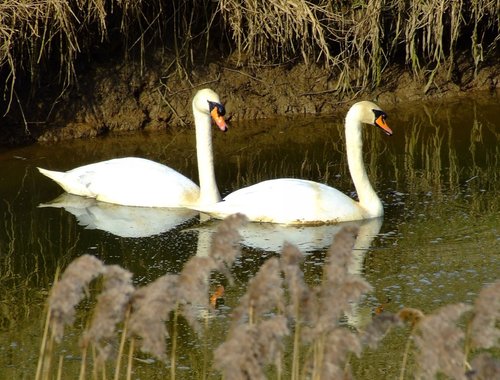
[192,100,393,224]
[38,88,227,208]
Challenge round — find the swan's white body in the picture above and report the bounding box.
[194,101,392,224]
[38,88,227,208]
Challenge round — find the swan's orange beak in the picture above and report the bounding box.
[375,115,392,136]
[211,107,228,132]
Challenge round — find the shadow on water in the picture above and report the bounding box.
[0,94,498,378]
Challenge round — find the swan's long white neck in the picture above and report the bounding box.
[345,115,383,217]
[193,108,221,205]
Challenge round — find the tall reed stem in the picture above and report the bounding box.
[126,338,135,380]
[399,333,414,380]
[78,342,87,380]
[291,317,301,380]
[312,337,325,380]
[35,304,52,380]
[56,355,63,380]
[36,267,61,380]
[114,308,131,380]
[202,315,209,380]
[170,303,180,380]
[463,319,473,372]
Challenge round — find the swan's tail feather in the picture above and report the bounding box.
[38,167,87,196]
[38,167,66,186]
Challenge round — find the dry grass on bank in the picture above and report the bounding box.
[1,0,499,118]
[220,0,500,92]
[0,0,187,116]
[35,213,500,379]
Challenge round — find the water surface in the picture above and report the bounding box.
[0,94,498,378]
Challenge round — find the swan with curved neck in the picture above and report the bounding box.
[38,88,227,208]
[194,100,393,224]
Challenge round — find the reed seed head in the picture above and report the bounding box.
[214,315,288,380]
[177,256,217,333]
[414,303,471,380]
[322,327,362,379]
[470,279,500,350]
[360,312,403,349]
[81,265,135,362]
[48,255,105,342]
[233,257,284,324]
[128,274,179,361]
[280,242,314,322]
[209,213,247,272]
[397,307,426,328]
[314,227,372,333]
[467,353,500,380]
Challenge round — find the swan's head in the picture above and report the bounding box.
[347,101,393,136]
[192,88,228,132]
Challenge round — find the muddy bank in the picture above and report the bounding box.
[3,53,500,146]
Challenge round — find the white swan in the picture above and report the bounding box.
[194,100,393,224]
[38,88,227,208]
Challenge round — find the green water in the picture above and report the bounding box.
[0,93,498,378]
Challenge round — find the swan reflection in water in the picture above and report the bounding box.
[192,215,383,328]
[39,194,383,327]
[39,192,382,271]
[38,193,198,238]
[192,215,383,274]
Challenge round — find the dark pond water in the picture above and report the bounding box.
[0,93,498,378]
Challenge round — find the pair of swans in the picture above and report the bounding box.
[38,88,393,225]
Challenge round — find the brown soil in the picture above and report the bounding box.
[2,52,500,147]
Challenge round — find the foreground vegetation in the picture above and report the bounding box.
[36,214,499,379]
[0,0,499,121]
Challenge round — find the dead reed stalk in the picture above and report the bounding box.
[413,303,472,380]
[209,212,248,275]
[219,0,499,93]
[469,279,500,350]
[127,213,247,363]
[303,227,372,379]
[214,315,289,380]
[214,234,288,379]
[81,265,135,364]
[37,255,105,380]
[232,257,284,325]
[178,212,247,334]
[2,0,499,123]
[127,274,179,361]
[35,217,500,379]
[280,242,313,380]
[47,255,106,342]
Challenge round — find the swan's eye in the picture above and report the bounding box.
[208,101,226,116]
[373,109,392,135]
[373,109,387,122]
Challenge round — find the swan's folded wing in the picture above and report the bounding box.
[86,158,200,207]
[40,158,200,207]
[193,178,365,224]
